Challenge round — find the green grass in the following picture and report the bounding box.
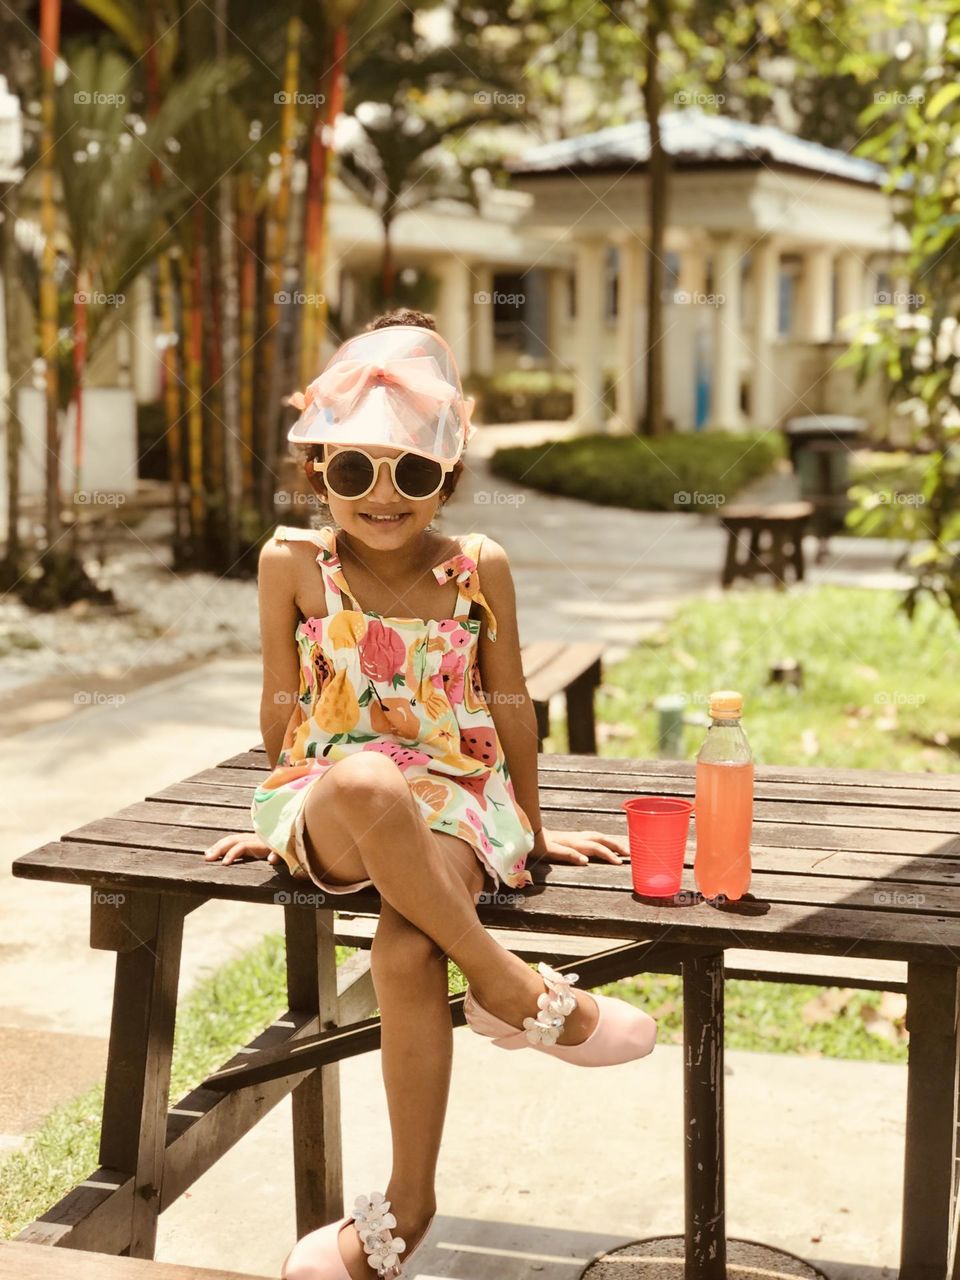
[585,583,960,772]
[0,934,355,1239]
[489,430,783,513]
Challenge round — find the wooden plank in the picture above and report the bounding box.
[142,777,960,836]
[683,951,725,1280]
[285,906,344,1232]
[98,894,186,1257]
[205,941,696,1091]
[226,746,960,795]
[54,798,960,859]
[900,962,960,1280]
[45,817,960,888]
[14,842,960,960]
[0,1241,265,1280]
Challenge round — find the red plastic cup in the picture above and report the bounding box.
[622,796,694,897]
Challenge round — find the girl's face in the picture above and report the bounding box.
[306,443,442,544]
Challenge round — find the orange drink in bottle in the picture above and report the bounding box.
[694,690,754,902]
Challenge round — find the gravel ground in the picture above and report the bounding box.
[0,509,261,696]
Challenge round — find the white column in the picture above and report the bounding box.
[835,251,865,332]
[799,245,834,341]
[573,237,606,429]
[751,237,780,426]
[677,240,707,299]
[546,268,568,371]
[435,255,473,377]
[472,265,495,376]
[710,233,743,429]
[615,235,647,432]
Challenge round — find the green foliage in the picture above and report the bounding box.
[842,3,960,627]
[488,430,783,511]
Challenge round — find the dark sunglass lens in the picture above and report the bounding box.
[395,453,444,497]
[326,450,374,496]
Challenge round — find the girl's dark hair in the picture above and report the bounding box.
[292,308,465,522]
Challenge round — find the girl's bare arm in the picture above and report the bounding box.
[477,539,627,867]
[258,537,302,769]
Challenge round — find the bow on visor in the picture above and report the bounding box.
[289,356,461,424]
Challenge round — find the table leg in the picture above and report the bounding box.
[683,950,726,1280]
[900,962,960,1280]
[95,891,187,1258]
[285,904,344,1234]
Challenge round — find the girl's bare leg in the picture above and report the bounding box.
[299,752,596,1042]
[334,841,484,1280]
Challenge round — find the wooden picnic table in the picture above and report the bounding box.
[11,750,960,1280]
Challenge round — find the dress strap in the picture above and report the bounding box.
[272,524,359,616]
[431,532,498,641]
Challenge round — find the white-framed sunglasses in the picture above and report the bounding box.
[312,447,454,501]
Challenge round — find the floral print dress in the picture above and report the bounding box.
[250,524,536,893]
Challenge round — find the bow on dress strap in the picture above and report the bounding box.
[433,552,498,641]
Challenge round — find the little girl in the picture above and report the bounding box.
[204,309,657,1280]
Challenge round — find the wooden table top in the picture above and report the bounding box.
[13,750,960,965]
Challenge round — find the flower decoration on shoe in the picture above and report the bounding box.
[521,963,581,1045]
[350,1193,406,1277]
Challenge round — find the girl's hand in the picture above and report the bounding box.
[535,827,628,866]
[204,833,281,867]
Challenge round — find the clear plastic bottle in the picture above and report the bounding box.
[694,690,754,902]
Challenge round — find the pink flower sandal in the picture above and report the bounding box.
[463,961,657,1067]
[281,1191,435,1280]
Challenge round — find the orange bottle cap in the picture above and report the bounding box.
[708,689,743,718]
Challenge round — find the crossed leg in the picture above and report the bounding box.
[297,752,598,1278]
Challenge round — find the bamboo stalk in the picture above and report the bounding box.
[39,0,62,549]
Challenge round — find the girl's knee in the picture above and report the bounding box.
[308,751,410,821]
[372,910,445,979]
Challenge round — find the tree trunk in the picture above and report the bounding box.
[642,0,668,437]
[1,186,25,576]
[39,0,62,547]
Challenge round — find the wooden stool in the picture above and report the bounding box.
[720,501,813,588]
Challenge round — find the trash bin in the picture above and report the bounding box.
[784,415,866,550]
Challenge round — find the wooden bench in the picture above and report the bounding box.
[0,1240,263,1279]
[720,501,813,589]
[522,640,603,752]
